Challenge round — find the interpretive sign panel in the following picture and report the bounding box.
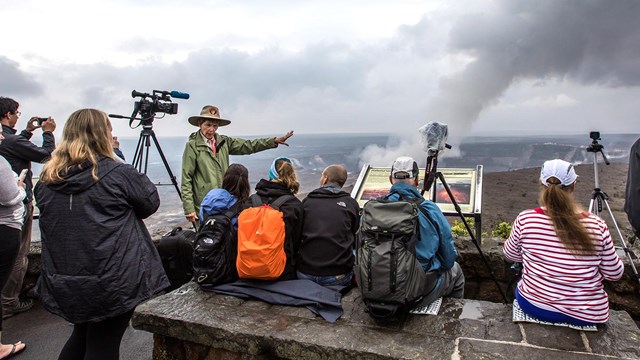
[351,164,484,240]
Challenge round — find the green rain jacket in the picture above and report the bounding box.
[181,132,276,215]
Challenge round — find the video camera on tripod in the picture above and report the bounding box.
[129,90,190,125]
[418,122,452,193]
[417,121,508,302]
[108,89,190,199]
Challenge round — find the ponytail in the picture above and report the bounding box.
[274,159,300,195]
[539,177,595,255]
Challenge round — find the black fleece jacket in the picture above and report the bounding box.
[0,124,55,203]
[251,179,304,281]
[296,184,360,276]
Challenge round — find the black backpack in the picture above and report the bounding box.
[157,227,197,291]
[355,193,439,320]
[193,202,242,288]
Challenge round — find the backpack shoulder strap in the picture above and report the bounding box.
[409,197,441,235]
[380,191,399,201]
[223,200,244,219]
[250,194,263,207]
[270,194,296,210]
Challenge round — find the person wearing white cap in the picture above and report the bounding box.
[387,156,465,305]
[625,137,640,238]
[181,105,294,224]
[503,159,624,325]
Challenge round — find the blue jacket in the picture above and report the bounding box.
[199,189,239,227]
[387,182,457,273]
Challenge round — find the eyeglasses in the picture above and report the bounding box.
[14,111,21,117]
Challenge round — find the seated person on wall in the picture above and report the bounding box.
[503,159,624,326]
[199,163,251,226]
[181,105,293,225]
[388,156,465,305]
[296,164,360,287]
[243,157,304,281]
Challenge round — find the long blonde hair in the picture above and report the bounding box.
[539,177,596,255]
[273,159,300,195]
[40,109,114,184]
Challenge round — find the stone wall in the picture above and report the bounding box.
[458,236,640,319]
[133,283,640,360]
[23,235,640,319]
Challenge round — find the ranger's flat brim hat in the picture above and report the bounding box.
[188,105,231,127]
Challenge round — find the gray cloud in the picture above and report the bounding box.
[8,0,638,142]
[22,40,384,136]
[0,56,44,96]
[429,0,640,134]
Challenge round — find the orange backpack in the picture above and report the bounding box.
[236,194,294,280]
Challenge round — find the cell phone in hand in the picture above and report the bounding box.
[37,117,48,126]
[18,169,28,181]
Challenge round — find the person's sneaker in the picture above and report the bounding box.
[2,299,34,319]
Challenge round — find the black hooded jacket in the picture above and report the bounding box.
[0,124,55,203]
[249,179,304,281]
[34,157,169,323]
[626,137,640,237]
[296,184,360,276]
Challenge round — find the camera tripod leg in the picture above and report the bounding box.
[436,172,509,303]
[588,189,605,216]
[149,131,182,199]
[599,196,640,285]
[132,133,145,172]
[130,130,182,200]
[143,136,151,175]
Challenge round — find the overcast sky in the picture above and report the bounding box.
[2,0,639,143]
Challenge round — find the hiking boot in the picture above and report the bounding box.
[2,299,34,319]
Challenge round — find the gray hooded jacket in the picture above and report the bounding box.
[0,155,25,230]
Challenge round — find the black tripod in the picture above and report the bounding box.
[109,92,182,200]
[421,152,508,303]
[586,136,640,286]
[131,123,181,198]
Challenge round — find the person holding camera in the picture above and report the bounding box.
[181,105,293,224]
[0,96,56,319]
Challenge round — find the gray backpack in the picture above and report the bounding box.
[355,194,430,320]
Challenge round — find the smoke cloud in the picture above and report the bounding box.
[360,0,640,168]
[430,0,640,135]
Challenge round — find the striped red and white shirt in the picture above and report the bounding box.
[503,208,624,323]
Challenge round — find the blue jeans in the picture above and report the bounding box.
[296,271,354,287]
[516,288,595,326]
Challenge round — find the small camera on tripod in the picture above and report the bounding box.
[590,131,601,141]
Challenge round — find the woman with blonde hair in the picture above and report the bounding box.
[503,159,624,326]
[34,109,169,360]
[246,157,303,280]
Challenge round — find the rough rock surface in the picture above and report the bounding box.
[133,282,640,360]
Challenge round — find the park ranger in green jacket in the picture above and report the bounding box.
[181,105,293,224]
